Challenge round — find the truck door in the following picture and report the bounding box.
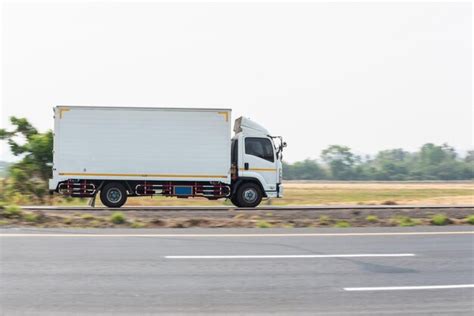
[240,137,278,192]
[231,138,239,179]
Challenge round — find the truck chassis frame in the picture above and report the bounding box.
[57,179,231,199]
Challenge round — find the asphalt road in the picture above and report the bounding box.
[1,226,473,315]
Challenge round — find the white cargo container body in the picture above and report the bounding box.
[50,105,285,208]
[50,106,231,185]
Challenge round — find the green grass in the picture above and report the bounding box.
[393,216,420,227]
[0,220,9,226]
[110,212,126,224]
[431,214,450,226]
[466,215,474,225]
[334,220,351,228]
[23,213,41,222]
[2,205,22,218]
[318,215,331,225]
[89,220,102,227]
[366,215,379,223]
[256,220,272,228]
[131,221,146,228]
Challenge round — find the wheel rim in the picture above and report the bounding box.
[243,188,258,203]
[107,188,122,203]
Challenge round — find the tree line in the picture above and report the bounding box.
[284,144,474,180]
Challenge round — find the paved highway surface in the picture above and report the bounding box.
[1,226,473,315]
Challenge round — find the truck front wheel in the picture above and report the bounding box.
[233,182,262,208]
[100,182,127,208]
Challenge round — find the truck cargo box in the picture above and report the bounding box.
[49,106,231,190]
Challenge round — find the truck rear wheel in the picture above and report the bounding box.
[233,182,262,208]
[100,182,127,208]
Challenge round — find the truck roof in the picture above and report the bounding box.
[55,105,231,112]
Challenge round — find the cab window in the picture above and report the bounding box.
[245,138,274,162]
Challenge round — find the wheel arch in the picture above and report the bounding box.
[99,180,133,195]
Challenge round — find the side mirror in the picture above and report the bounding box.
[282,142,287,148]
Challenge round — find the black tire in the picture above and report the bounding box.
[230,195,241,207]
[235,182,263,208]
[100,182,128,208]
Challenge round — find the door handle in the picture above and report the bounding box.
[244,163,249,170]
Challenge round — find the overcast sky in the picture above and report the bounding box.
[1,1,472,162]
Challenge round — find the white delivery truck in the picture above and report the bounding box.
[49,106,286,208]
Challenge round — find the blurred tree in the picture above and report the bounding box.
[282,161,293,179]
[412,143,464,180]
[465,150,474,163]
[0,117,53,203]
[371,149,410,180]
[419,143,455,165]
[283,159,327,180]
[321,145,359,180]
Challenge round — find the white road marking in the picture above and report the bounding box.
[0,231,472,237]
[165,254,415,259]
[344,284,474,291]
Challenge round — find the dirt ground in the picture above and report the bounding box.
[2,206,473,229]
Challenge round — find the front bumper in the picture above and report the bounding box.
[277,183,284,198]
[265,184,284,198]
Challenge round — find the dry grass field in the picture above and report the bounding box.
[272,182,473,206]
[79,181,474,207]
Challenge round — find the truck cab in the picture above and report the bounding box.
[230,117,285,207]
